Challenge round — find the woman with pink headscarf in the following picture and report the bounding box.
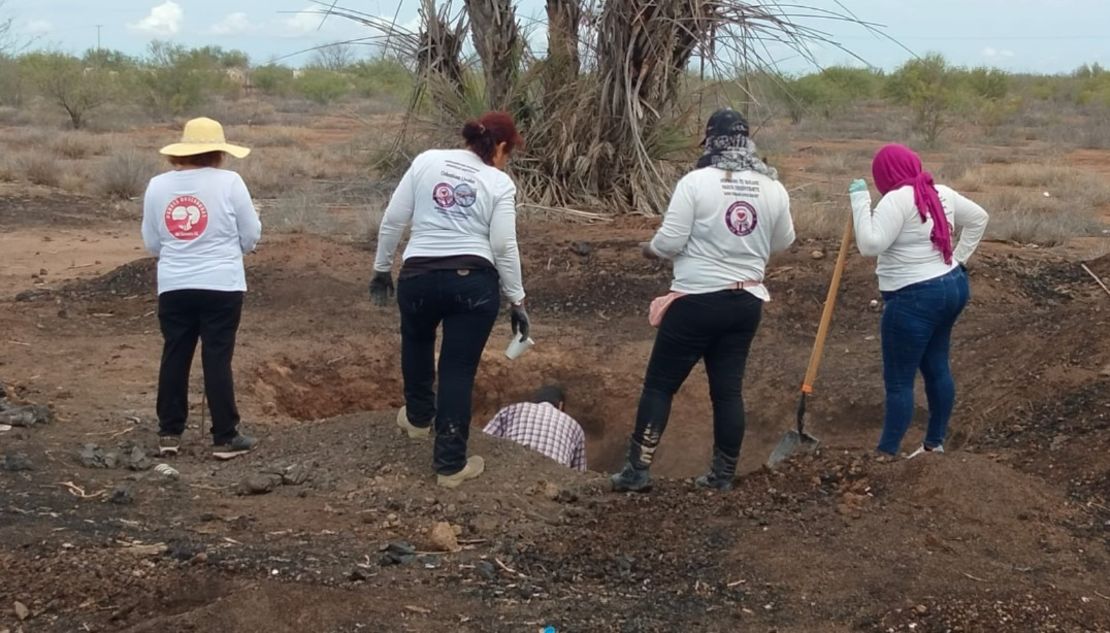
[850,144,989,458]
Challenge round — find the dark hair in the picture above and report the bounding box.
[533,384,566,407]
[168,151,225,168]
[462,111,524,166]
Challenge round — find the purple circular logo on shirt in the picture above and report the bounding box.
[433,183,456,208]
[725,200,758,236]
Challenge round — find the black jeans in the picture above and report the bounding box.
[631,290,763,464]
[157,289,244,443]
[398,268,500,475]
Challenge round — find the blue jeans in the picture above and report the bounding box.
[397,268,500,475]
[877,267,970,455]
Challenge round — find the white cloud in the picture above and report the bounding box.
[129,1,184,37]
[23,19,54,36]
[283,6,327,35]
[982,47,1016,59]
[209,12,257,36]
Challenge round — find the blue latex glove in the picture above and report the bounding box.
[848,178,868,194]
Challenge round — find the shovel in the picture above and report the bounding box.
[768,215,853,467]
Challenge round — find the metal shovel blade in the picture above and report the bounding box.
[767,429,821,468]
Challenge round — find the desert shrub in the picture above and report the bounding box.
[0,55,25,106]
[294,69,350,105]
[0,153,17,182]
[350,58,413,100]
[21,154,61,186]
[266,193,340,234]
[52,132,102,159]
[884,54,961,145]
[21,51,116,129]
[252,64,295,96]
[97,150,160,199]
[139,41,240,117]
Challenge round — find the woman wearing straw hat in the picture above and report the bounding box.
[371,111,529,489]
[142,117,262,458]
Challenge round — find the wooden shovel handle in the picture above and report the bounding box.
[801,215,853,393]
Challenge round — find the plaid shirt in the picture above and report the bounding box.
[483,402,587,471]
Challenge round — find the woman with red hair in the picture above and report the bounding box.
[850,144,989,458]
[371,111,529,488]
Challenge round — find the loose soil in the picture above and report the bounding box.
[1,172,1108,632]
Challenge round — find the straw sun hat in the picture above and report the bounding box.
[159,117,251,159]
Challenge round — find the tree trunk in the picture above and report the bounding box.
[465,0,520,111]
[543,0,580,110]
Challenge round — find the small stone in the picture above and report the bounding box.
[2,452,33,472]
[570,241,593,257]
[78,444,107,469]
[281,464,309,486]
[1100,364,1110,378]
[240,474,280,495]
[348,568,370,582]
[915,604,928,614]
[127,446,152,471]
[429,522,461,552]
[109,485,135,505]
[13,601,29,621]
[541,482,561,501]
[476,560,496,581]
[869,299,881,312]
[810,250,826,260]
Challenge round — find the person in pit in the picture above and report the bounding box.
[611,108,795,493]
[370,111,530,489]
[142,117,262,458]
[849,144,988,458]
[484,385,587,471]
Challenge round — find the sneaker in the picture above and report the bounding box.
[157,435,181,457]
[611,462,652,493]
[437,456,485,489]
[396,406,431,439]
[906,444,944,460]
[212,433,257,459]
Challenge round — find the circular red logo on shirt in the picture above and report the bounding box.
[432,183,456,208]
[164,195,208,240]
[725,200,758,236]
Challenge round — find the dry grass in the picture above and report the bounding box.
[0,154,18,182]
[52,132,104,160]
[97,150,161,200]
[236,154,312,198]
[20,155,62,187]
[981,189,1103,245]
[265,194,340,234]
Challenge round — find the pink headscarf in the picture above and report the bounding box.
[871,144,953,264]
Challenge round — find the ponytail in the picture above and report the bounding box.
[462,111,524,166]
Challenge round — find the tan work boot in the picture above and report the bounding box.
[396,406,431,439]
[437,456,485,489]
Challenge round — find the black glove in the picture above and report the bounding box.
[510,302,530,341]
[368,271,394,307]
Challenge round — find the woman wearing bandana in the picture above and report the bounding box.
[611,109,796,492]
[849,145,989,458]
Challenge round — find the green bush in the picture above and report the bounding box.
[294,69,350,104]
[253,64,295,96]
[139,41,239,117]
[21,51,116,128]
[350,59,413,100]
[884,54,960,145]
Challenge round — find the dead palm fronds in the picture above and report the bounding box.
[315,0,873,214]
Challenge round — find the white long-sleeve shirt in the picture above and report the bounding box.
[650,167,795,300]
[373,149,525,304]
[851,184,989,292]
[141,168,261,294]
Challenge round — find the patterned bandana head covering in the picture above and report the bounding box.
[696,108,777,179]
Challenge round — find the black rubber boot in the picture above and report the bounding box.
[610,439,653,492]
[695,447,738,491]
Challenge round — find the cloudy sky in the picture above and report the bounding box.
[4,0,1109,72]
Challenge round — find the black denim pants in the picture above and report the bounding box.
[397,268,500,475]
[157,289,244,443]
[631,289,763,464]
